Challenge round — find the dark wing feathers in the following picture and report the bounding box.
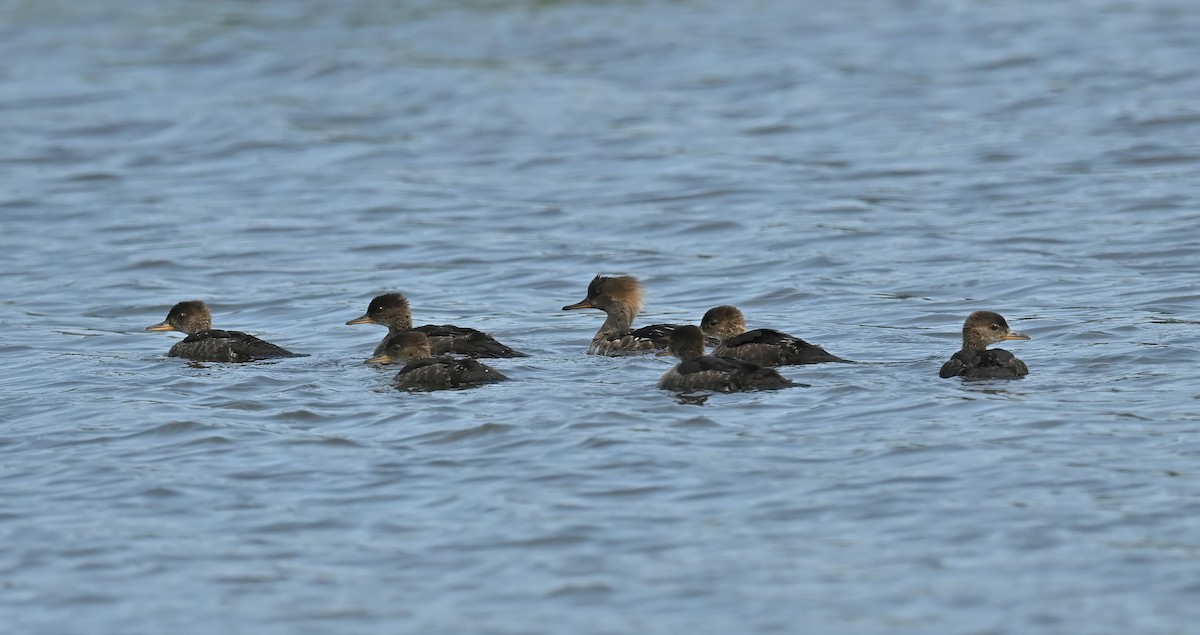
[414,324,527,358]
[724,328,797,348]
[938,351,969,379]
[719,328,848,366]
[627,323,678,348]
[677,355,760,376]
[666,355,794,392]
[393,357,508,390]
[940,348,1028,379]
[170,330,295,362]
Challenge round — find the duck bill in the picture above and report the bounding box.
[364,354,394,365]
[145,321,176,332]
[346,314,376,326]
[1001,331,1031,341]
[561,299,594,311]
[655,349,674,357]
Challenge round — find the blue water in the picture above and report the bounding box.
[3,1,1200,633]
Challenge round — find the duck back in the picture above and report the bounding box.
[168,330,296,362]
[714,328,848,366]
[394,357,509,390]
[939,348,1028,379]
[659,355,794,392]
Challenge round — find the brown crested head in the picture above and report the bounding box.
[562,275,644,315]
[347,292,413,330]
[700,305,746,341]
[365,330,432,365]
[146,300,212,334]
[666,324,706,362]
[961,310,1030,350]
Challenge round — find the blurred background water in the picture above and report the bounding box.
[3,0,1200,633]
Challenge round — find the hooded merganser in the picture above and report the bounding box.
[939,310,1030,379]
[347,292,526,359]
[145,300,297,362]
[366,331,508,391]
[700,305,849,366]
[561,275,684,355]
[657,325,794,392]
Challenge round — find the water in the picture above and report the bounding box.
[3,0,1200,633]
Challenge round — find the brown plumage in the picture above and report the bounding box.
[145,300,297,362]
[700,305,849,366]
[657,325,794,393]
[938,310,1030,379]
[562,275,682,355]
[366,331,508,391]
[347,292,526,359]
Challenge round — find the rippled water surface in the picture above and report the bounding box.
[4,1,1200,633]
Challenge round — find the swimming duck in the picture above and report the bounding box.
[347,292,526,359]
[366,331,508,391]
[561,275,683,355]
[700,305,849,366]
[939,310,1030,379]
[145,300,297,362]
[657,325,794,392]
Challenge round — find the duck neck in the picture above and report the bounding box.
[596,304,637,338]
[962,332,990,352]
[387,314,414,334]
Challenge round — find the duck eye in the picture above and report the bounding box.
[990,324,1000,331]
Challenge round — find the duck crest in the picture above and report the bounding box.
[594,275,643,316]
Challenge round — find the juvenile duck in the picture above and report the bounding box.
[700,305,849,366]
[657,325,794,393]
[562,275,683,355]
[146,300,297,362]
[347,292,526,359]
[939,310,1030,379]
[366,331,508,391]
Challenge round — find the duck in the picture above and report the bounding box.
[145,300,298,362]
[699,305,849,366]
[366,331,508,391]
[561,275,684,355]
[657,325,795,392]
[347,292,527,359]
[938,310,1030,379]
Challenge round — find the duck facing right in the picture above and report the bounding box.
[939,310,1030,379]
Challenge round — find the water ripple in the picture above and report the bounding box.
[4,0,1200,633]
